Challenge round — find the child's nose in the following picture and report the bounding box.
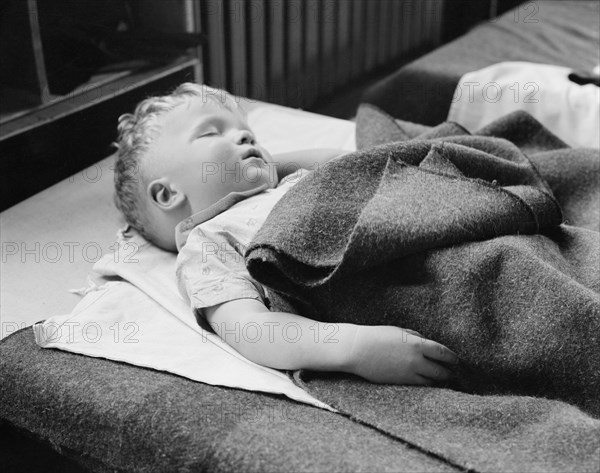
[235,130,255,145]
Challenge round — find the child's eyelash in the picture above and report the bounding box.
[199,130,219,138]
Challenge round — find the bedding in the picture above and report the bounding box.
[246,106,600,418]
[32,229,331,410]
[362,0,600,126]
[447,61,600,148]
[1,101,599,472]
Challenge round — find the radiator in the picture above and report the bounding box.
[200,0,445,108]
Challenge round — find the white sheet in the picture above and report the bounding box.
[448,62,600,149]
[26,102,355,410]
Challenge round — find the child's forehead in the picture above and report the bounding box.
[156,96,249,140]
[170,98,249,131]
[181,95,240,118]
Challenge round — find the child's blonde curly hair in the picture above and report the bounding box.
[113,83,244,242]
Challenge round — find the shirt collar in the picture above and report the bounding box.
[175,183,271,250]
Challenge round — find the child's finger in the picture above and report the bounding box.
[422,340,459,364]
[416,359,454,381]
[413,374,436,386]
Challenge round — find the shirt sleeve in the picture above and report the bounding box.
[176,227,266,315]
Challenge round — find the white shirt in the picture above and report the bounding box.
[176,169,310,315]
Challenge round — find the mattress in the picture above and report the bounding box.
[362,0,600,125]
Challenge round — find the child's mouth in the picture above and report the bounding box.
[241,148,264,162]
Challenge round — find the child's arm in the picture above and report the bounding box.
[272,149,348,180]
[205,298,459,385]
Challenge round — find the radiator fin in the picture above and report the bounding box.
[201,0,445,108]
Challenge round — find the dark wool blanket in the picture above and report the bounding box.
[246,108,600,419]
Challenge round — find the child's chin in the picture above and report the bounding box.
[242,160,271,184]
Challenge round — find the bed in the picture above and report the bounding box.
[361,0,600,129]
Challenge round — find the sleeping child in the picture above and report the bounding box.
[113,83,459,385]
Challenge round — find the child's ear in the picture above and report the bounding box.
[147,178,186,210]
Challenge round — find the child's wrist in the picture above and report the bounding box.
[336,323,366,375]
[340,325,391,377]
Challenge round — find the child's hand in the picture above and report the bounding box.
[345,325,459,385]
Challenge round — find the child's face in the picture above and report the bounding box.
[149,97,275,215]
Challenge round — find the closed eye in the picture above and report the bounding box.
[197,128,220,138]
